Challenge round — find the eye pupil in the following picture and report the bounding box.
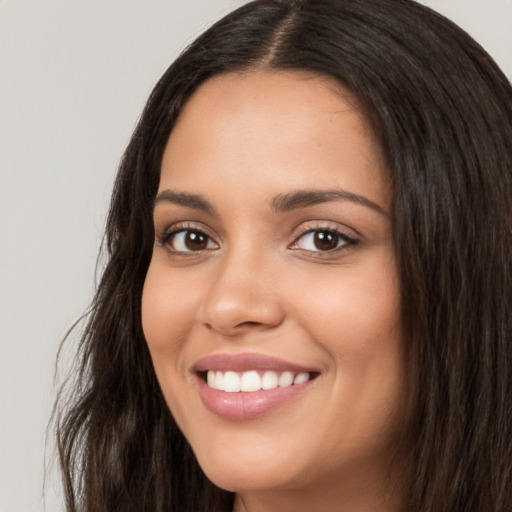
[185,231,207,250]
[314,230,338,251]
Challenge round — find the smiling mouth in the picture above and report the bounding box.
[201,369,318,392]
[193,354,321,419]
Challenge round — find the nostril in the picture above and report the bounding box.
[237,321,261,328]
[203,320,267,333]
[198,285,286,336]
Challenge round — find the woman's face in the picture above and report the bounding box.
[142,70,405,503]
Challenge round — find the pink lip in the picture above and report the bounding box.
[193,353,316,373]
[193,353,319,421]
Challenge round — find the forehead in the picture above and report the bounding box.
[172,70,370,145]
[160,69,390,210]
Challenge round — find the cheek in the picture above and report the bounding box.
[292,252,402,357]
[141,261,200,366]
[141,260,206,428]
[289,252,405,435]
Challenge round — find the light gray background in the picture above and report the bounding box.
[1,1,510,511]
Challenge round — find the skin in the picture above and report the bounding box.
[142,70,405,512]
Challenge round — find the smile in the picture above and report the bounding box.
[193,354,320,420]
[205,369,313,392]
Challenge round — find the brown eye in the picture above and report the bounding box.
[291,228,356,253]
[184,231,207,250]
[313,230,338,251]
[166,229,218,252]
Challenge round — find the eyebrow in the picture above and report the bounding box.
[271,189,387,216]
[153,190,216,214]
[153,187,387,217]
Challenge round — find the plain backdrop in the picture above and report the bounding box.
[0,1,510,511]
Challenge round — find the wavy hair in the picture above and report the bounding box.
[54,1,512,510]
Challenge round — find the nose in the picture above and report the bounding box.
[197,250,285,337]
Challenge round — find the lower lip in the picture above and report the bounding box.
[196,376,315,420]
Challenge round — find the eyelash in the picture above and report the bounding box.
[289,226,358,254]
[157,223,358,256]
[158,222,218,255]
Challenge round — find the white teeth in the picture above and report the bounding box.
[240,370,261,392]
[294,372,309,384]
[278,371,294,387]
[261,371,278,390]
[214,371,224,390]
[224,371,240,392]
[205,369,311,392]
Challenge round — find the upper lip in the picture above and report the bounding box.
[193,353,319,374]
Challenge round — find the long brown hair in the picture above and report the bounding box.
[54,1,512,510]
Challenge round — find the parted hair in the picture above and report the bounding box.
[54,1,512,511]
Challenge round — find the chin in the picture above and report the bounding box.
[200,459,298,493]
[189,432,308,493]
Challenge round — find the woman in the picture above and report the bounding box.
[55,0,512,511]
